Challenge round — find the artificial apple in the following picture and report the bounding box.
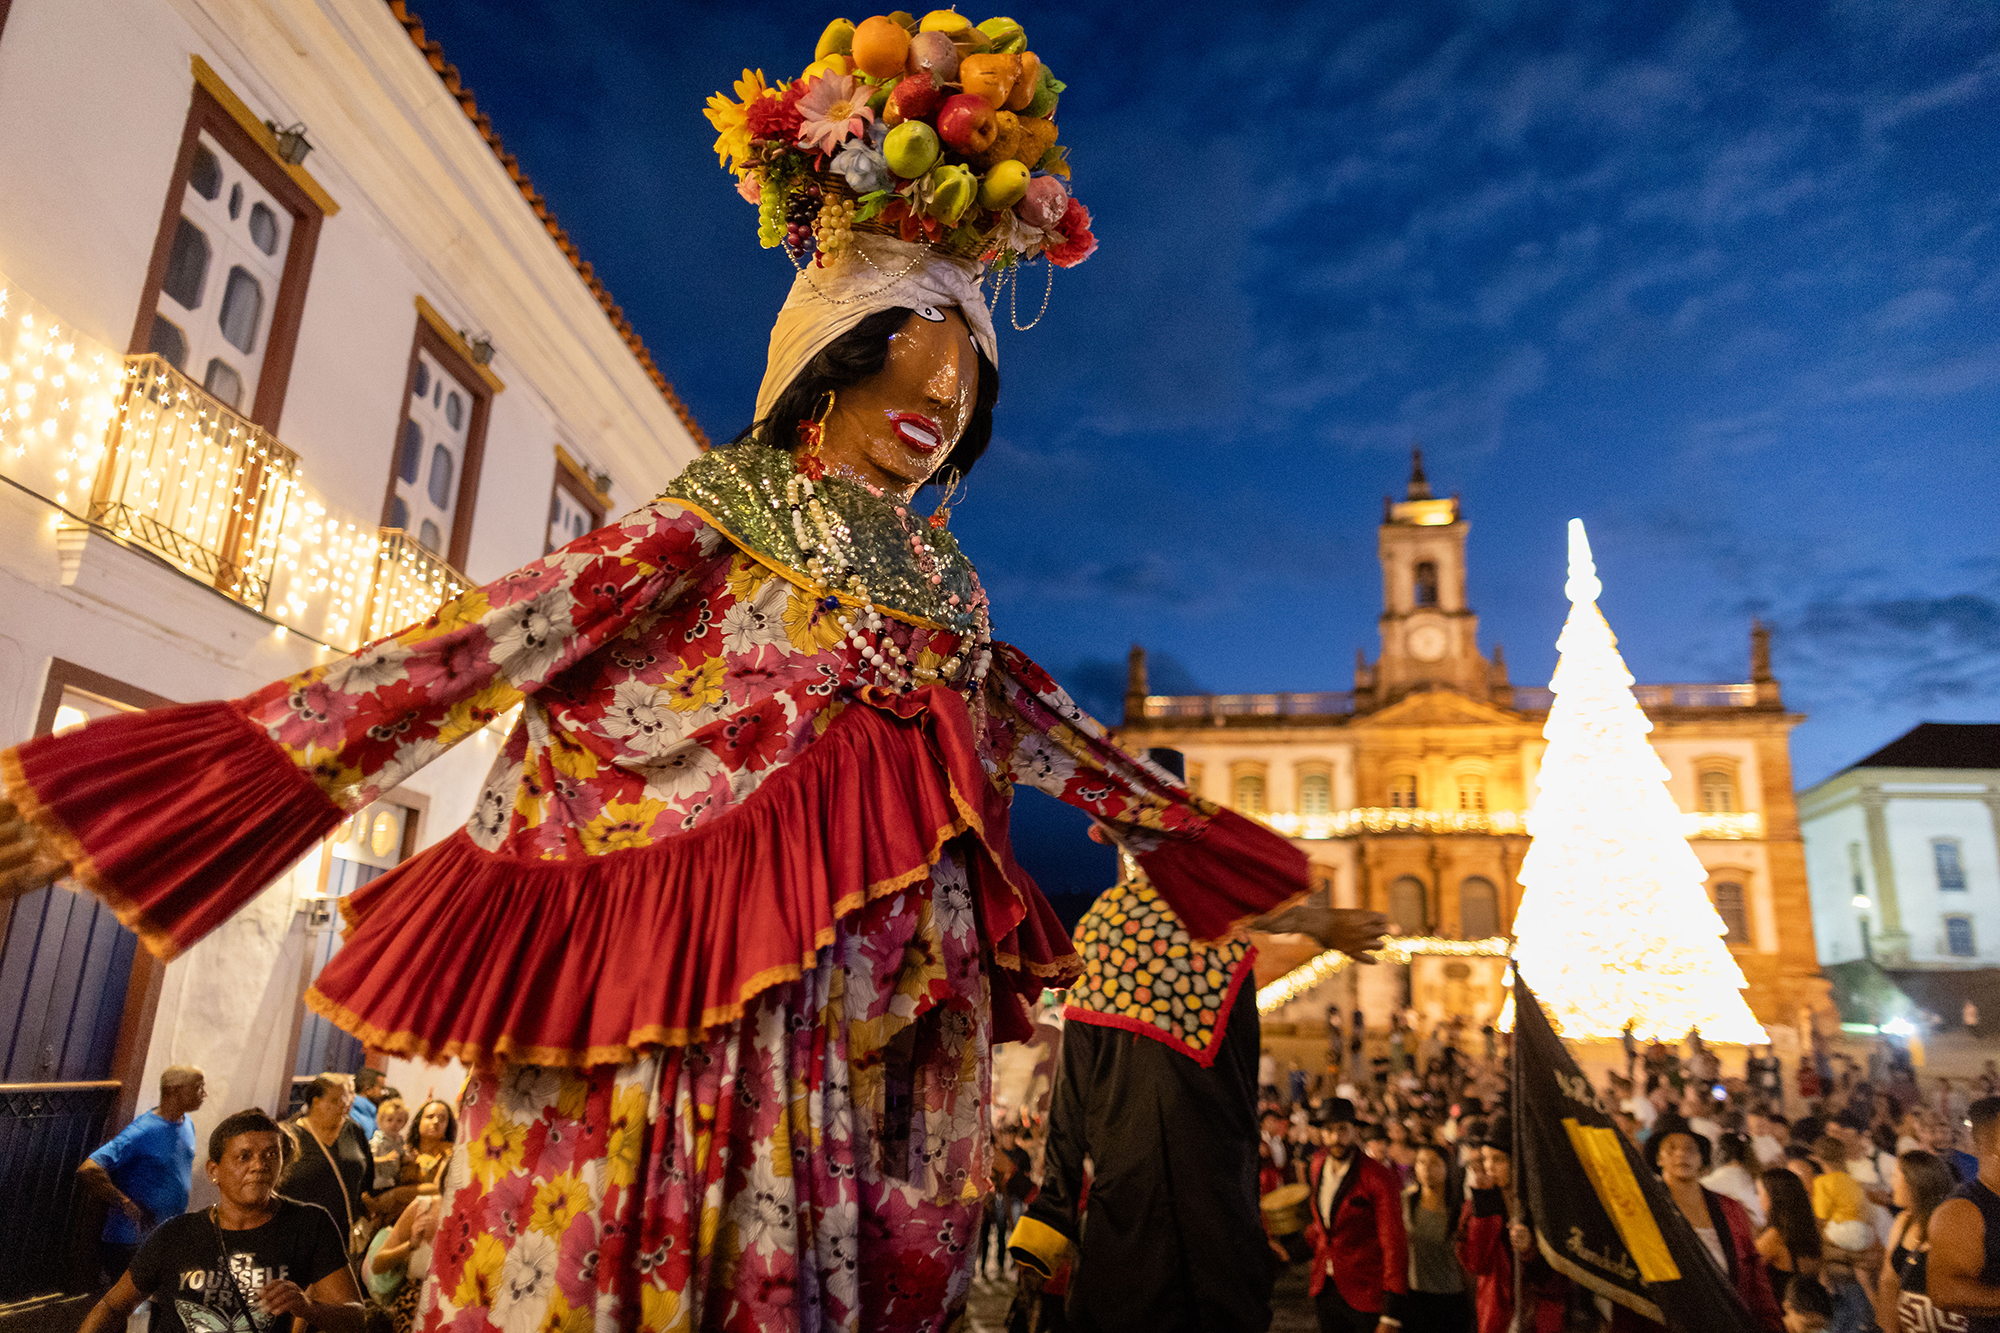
[882,120,942,177]
[935,93,999,155]
[816,18,856,60]
[1017,173,1068,229]
[978,159,1030,209]
[892,69,944,119]
[904,30,960,82]
[924,163,978,225]
[976,17,1026,53]
[1004,52,1041,110]
[1023,64,1063,118]
[957,53,1019,109]
[850,15,911,79]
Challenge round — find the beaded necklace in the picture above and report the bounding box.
[781,464,993,696]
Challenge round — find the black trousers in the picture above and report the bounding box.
[1313,1281,1381,1333]
[1397,1289,1472,1333]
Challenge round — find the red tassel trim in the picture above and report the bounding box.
[2,702,343,960]
[308,684,1078,1067]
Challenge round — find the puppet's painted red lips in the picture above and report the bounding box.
[890,413,942,452]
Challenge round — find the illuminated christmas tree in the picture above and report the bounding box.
[1511,521,1767,1045]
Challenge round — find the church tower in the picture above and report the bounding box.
[1355,449,1497,709]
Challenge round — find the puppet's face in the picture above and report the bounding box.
[818,307,977,500]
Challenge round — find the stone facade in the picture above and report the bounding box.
[1116,455,1831,1039]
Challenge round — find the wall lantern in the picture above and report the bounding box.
[264,121,314,166]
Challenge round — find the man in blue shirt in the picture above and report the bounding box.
[349,1066,384,1140]
[76,1066,206,1278]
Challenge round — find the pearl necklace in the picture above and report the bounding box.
[784,468,993,696]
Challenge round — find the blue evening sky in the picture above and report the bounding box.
[408,1,1999,896]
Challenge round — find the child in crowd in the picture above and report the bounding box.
[1809,1135,1872,1252]
[1781,1273,1832,1333]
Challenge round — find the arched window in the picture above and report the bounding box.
[1388,876,1428,935]
[1387,774,1419,809]
[1414,562,1439,607]
[1713,881,1749,945]
[1698,769,1737,814]
[1459,877,1500,939]
[1935,840,1967,891]
[1946,916,1976,958]
[1299,772,1332,816]
[1233,773,1266,815]
[1457,776,1487,812]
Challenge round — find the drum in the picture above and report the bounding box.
[1260,1182,1309,1237]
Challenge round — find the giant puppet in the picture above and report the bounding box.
[0,13,1315,1333]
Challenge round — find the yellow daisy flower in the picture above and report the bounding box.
[639,1284,686,1333]
[782,585,849,654]
[605,1083,647,1189]
[529,1171,594,1239]
[579,798,658,855]
[702,68,771,174]
[466,1112,527,1189]
[662,656,726,714]
[453,1231,506,1309]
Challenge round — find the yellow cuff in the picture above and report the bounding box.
[1007,1215,1072,1278]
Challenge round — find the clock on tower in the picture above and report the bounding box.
[1355,448,1504,709]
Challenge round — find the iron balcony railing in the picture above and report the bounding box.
[1257,808,1764,841]
[90,355,300,609]
[1140,682,1761,719]
[1140,691,1356,719]
[364,529,472,644]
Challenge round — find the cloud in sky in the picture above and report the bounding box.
[411,0,1999,802]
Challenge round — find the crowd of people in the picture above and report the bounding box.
[70,1066,457,1333]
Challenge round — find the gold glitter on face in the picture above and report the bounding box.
[816,308,977,501]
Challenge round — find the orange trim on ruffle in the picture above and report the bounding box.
[2,747,184,961]
[308,686,1071,1067]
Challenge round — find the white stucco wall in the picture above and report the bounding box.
[0,0,703,1162]
[1802,798,1872,965]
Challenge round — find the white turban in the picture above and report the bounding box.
[754,233,997,427]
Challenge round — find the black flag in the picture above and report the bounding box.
[1510,975,1762,1331]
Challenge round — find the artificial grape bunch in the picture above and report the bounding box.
[813,193,857,261]
[783,181,823,257]
[757,176,786,248]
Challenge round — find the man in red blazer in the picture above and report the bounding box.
[1304,1098,1409,1332]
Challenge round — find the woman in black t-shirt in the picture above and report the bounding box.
[76,1109,363,1333]
[280,1076,371,1250]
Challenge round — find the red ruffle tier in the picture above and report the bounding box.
[307,684,1079,1065]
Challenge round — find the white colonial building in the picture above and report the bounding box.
[0,0,702,1302]
[1802,725,2000,971]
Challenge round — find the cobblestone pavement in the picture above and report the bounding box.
[963,1262,1319,1331]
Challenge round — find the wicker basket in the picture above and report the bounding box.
[811,171,994,261]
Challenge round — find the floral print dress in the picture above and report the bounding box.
[2,448,1307,1332]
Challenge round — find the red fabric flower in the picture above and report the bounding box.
[1044,197,1097,269]
[744,82,805,144]
[711,696,789,772]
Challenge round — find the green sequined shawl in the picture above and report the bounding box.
[660,446,980,635]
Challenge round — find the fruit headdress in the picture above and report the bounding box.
[710,11,1096,423]
[705,11,1096,276]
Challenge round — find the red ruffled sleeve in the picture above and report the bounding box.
[984,642,1309,940]
[0,502,722,960]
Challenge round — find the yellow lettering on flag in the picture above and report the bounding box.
[1561,1118,1680,1283]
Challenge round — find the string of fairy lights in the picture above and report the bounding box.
[0,277,466,653]
[1256,936,1513,1015]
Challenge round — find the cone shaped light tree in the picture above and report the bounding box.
[1511,521,1767,1045]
